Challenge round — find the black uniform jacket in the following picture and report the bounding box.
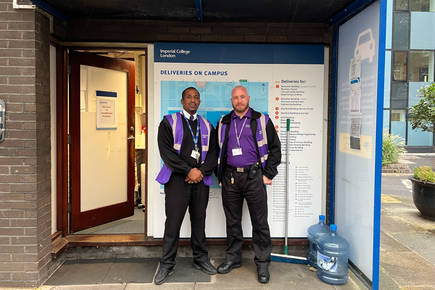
[215,108,281,182]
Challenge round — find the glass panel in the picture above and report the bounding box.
[408,124,434,145]
[391,83,408,108]
[385,51,392,107]
[411,0,435,11]
[383,110,390,132]
[410,12,435,49]
[393,13,409,49]
[391,109,407,142]
[409,51,434,82]
[393,51,408,80]
[395,0,409,10]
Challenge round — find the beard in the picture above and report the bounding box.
[233,103,249,114]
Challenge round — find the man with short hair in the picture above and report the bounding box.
[215,85,281,284]
[154,87,218,285]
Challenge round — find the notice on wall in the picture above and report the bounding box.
[152,43,325,238]
[96,90,117,130]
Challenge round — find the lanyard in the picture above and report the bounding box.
[182,112,199,150]
[234,117,248,149]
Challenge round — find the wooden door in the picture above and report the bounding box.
[69,51,135,233]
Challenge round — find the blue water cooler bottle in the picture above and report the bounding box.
[306,215,330,268]
[316,224,349,285]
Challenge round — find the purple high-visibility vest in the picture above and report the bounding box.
[217,113,269,174]
[156,112,213,186]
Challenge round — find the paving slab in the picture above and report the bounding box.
[381,252,435,287]
[381,215,421,234]
[390,232,435,264]
[379,231,409,253]
[44,258,116,285]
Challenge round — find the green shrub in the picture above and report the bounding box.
[413,166,435,183]
[382,129,406,165]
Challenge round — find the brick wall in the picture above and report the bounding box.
[0,0,52,287]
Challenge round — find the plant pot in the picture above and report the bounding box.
[410,178,435,221]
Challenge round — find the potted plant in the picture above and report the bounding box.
[410,167,435,220]
[408,82,435,220]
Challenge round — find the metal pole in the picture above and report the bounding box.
[285,119,290,254]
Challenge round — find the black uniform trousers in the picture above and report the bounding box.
[160,172,210,269]
[221,166,272,269]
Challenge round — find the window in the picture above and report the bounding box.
[391,109,407,140]
[395,0,409,10]
[409,51,434,82]
[391,83,408,108]
[393,52,408,81]
[393,13,409,49]
[411,0,435,11]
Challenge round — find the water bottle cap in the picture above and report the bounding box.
[319,215,325,221]
[330,224,337,231]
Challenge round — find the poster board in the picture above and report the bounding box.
[152,43,326,238]
[333,0,385,287]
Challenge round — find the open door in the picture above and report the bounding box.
[69,51,135,233]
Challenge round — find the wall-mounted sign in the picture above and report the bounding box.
[96,90,117,130]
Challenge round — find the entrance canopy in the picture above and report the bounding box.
[33,0,358,24]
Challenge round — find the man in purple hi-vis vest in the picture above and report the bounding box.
[215,85,281,284]
[154,87,219,285]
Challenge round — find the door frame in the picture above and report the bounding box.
[54,44,151,241]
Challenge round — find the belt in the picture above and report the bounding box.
[226,164,250,173]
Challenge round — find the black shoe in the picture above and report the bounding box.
[193,260,217,275]
[154,266,174,285]
[217,260,242,274]
[257,267,270,284]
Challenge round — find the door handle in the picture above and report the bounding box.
[127,135,135,140]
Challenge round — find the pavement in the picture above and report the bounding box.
[1,154,435,290]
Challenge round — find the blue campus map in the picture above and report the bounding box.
[161,80,269,127]
[160,80,269,188]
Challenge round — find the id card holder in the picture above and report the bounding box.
[191,149,198,159]
[232,148,242,156]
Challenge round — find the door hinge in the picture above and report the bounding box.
[67,64,71,75]
[67,203,71,213]
[67,134,71,144]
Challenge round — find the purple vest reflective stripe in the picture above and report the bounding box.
[217,113,269,173]
[156,112,213,186]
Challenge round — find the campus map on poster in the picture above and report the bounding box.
[152,43,325,238]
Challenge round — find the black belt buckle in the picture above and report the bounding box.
[248,162,260,179]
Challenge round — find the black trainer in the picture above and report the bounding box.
[217,260,242,274]
[192,260,217,275]
[154,266,174,285]
[257,267,270,284]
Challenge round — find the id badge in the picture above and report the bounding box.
[191,149,198,160]
[232,148,243,156]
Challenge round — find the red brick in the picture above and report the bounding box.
[0,193,24,200]
[7,22,35,30]
[223,35,244,42]
[266,35,288,42]
[0,158,24,166]
[0,228,25,236]
[11,254,36,262]
[9,77,35,85]
[0,49,22,57]
[200,35,223,42]
[168,26,189,34]
[0,261,26,270]
[190,27,211,34]
[11,218,37,227]
[8,40,34,49]
[244,35,266,42]
[0,31,21,39]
